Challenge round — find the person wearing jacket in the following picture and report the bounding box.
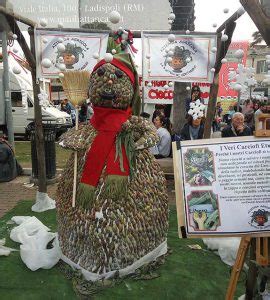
[221,112,251,137]
[185,85,204,113]
[180,115,205,141]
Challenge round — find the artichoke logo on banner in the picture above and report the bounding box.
[35,29,109,78]
[142,32,217,83]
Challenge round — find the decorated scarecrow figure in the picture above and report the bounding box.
[56,53,168,279]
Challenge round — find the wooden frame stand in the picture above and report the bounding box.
[226,237,270,300]
[254,114,270,137]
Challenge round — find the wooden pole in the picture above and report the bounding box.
[3,14,47,192]
[29,30,47,193]
[0,19,15,150]
[0,6,36,27]
[203,22,236,138]
[225,236,251,300]
[216,8,246,33]
[246,238,258,299]
[4,14,35,67]
[72,108,79,208]
[173,82,189,135]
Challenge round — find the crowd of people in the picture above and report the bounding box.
[148,85,269,159]
[215,98,268,136]
[54,86,268,160]
[57,98,94,125]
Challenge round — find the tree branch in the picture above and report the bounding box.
[4,14,36,68]
[240,0,270,45]
[0,6,36,27]
[203,22,236,139]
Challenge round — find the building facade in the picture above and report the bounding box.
[246,45,270,98]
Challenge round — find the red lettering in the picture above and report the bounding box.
[149,89,157,99]
[168,91,174,99]
[157,91,162,98]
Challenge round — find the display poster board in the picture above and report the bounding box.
[35,29,109,78]
[142,32,217,83]
[173,137,270,237]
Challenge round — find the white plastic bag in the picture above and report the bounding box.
[9,216,60,271]
[20,238,61,271]
[10,216,50,244]
[203,237,241,266]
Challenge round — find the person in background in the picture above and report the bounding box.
[254,101,263,116]
[152,104,165,123]
[221,112,252,137]
[185,85,204,113]
[180,115,205,141]
[150,113,172,159]
[254,102,266,129]
[212,101,223,132]
[78,101,88,123]
[242,99,253,115]
[233,103,242,113]
[223,105,235,126]
[61,99,76,126]
[253,101,260,113]
[86,101,94,122]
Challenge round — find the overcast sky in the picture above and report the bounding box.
[195,0,258,42]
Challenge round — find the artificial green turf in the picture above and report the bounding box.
[0,201,245,300]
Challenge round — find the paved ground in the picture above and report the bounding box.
[0,175,176,218]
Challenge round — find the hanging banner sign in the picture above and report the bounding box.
[139,77,174,104]
[142,32,217,83]
[174,137,270,236]
[139,79,211,105]
[35,29,109,78]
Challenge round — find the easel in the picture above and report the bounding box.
[226,236,270,300]
[172,139,270,299]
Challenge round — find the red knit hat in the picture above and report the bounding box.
[93,57,135,86]
[92,53,141,115]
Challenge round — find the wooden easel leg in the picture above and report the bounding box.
[225,237,251,300]
[246,238,258,300]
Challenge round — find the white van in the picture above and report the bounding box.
[9,60,72,138]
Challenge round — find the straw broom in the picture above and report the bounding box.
[60,70,90,207]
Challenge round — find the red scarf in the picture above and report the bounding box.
[80,106,131,187]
